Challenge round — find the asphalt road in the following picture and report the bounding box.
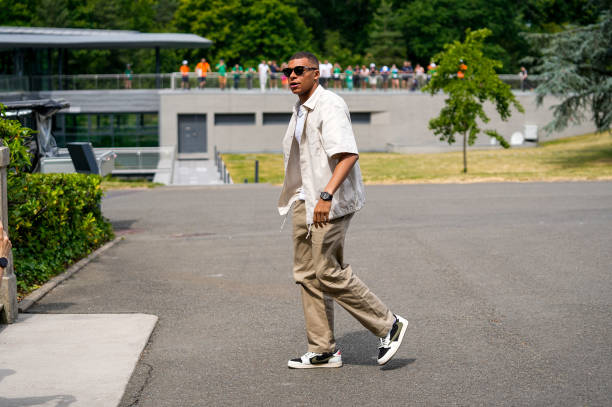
[30,182,612,406]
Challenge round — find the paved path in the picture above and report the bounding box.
[29,182,612,406]
[0,313,156,407]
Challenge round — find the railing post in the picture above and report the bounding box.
[254,160,259,183]
[0,146,18,324]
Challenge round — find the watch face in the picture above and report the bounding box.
[320,192,333,201]
[0,257,8,268]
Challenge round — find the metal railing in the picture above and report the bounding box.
[0,72,541,92]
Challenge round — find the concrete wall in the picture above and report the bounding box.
[159,90,596,155]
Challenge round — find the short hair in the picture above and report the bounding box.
[289,51,319,67]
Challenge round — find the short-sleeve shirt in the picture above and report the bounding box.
[216,63,227,76]
[180,65,189,76]
[196,62,210,77]
[278,85,365,225]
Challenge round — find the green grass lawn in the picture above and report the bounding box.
[101,176,162,190]
[222,132,612,185]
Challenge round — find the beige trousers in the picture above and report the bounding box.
[292,200,395,353]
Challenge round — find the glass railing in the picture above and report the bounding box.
[0,72,541,92]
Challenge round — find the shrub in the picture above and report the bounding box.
[1,104,114,293]
[8,173,114,292]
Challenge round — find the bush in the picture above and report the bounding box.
[1,104,114,293]
[7,173,114,292]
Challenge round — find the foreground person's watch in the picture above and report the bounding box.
[0,257,8,268]
[320,192,333,201]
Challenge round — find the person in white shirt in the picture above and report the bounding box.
[258,60,269,92]
[280,51,408,369]
[318,59,333,88]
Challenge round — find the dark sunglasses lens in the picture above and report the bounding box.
[282,68,292,77]
[293,66,305,75]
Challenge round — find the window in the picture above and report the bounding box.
[350,112,371,124]
[263,113,292,125]
[52,113,159,148]
[214,113,255,125]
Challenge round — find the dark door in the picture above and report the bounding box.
[178,114,207,153]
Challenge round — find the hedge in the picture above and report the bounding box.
[1,106,114,293]
[8,173,114,293]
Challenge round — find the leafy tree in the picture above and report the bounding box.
[423,28,524,173]
[399,0,523,71]
[174,0,312,67]
[365,0,405,66]
[524,12,612,134]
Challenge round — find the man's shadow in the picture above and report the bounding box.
[0,369,77,407]
[336,331,416,371]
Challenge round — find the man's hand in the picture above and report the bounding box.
[313,199,332,228]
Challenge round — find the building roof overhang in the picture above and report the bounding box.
[0,26,212,49]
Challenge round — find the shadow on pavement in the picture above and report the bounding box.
[0,369,77,407]
[337,330,415,370]
[24,302,77,313]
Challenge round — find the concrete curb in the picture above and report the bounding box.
[18,236,124,313]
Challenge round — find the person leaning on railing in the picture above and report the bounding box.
[0,224,12,289]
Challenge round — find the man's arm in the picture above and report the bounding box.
[313,153,359,227]
[0,224,12,288]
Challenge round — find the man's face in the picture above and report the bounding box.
[288,58,319,96]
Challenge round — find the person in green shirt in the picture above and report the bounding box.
[333,63,342,89]
[232,64,243,90]
[344,65,354,91]
[124,64,133,89]
[216,59,227,90]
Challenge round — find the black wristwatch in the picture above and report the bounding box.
[0,257,8,268]
[320,192,333,201]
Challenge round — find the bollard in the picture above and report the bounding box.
[0,147,18,323]
[254,160,259,183]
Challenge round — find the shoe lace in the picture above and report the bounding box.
[303,351,319,359]
[379,336,391,349]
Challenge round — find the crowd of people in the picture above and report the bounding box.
[168,58,523,92]
[175,58,441,91]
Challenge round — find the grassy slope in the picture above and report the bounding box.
[222,132,612,185]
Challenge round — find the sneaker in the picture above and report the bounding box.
[288,350,343,369]
[377,315,408,365]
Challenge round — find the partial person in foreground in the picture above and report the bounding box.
[0,224,12,288]
[278,51,408,369]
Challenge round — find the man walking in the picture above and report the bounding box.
[278,51,408,369]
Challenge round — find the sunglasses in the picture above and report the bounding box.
[282,66,318,77]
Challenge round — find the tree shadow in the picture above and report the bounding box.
[543,145,612,169]
[0,369,77,406]
[110,219,138,232]
[336,330,416,370]
[25,302,77,313]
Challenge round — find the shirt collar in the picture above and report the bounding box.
[294,84,323,113]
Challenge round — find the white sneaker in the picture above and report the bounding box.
[288,350,343,369]
[377,315,408,365]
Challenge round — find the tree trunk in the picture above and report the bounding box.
[463,132,468,173]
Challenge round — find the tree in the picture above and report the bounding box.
[524,12,612,134]
[398,0,523,71]
[365,0,405,66]
[423,28,524,173]
[174,0,313,67]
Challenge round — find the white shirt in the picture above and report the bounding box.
[258,63,269,76]
[319,63,333,78]
[294,105,306,200]
[278,85,365,225]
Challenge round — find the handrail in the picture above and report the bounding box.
[0,72,541,92]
